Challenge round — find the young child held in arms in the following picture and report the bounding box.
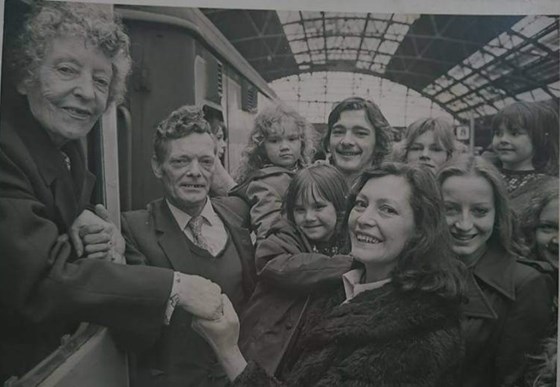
[231,104,315,241]
[239,164,352,376]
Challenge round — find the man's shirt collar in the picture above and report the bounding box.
[166,198,218,230]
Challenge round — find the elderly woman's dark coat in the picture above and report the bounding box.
[0,97,173,381]
[460,243,554,387]
[235,282,463,386]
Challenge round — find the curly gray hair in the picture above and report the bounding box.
[153,105,214,163]
[15,1,131,106]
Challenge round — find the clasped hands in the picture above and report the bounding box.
[176,274,239,345]
[190,291,247,381]
[65,205,234,326]
[63,204,126,264]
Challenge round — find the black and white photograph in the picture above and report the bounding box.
[0,0,558,386]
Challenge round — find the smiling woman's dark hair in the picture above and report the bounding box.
[344,162,465,300]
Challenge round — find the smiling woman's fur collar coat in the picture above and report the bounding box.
[233,282,464,386]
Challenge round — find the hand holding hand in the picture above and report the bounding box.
[69,205,125,263]
[192,295,247,381]
[192,294,240,354]
[176,273,223,320]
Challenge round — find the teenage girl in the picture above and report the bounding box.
[239,164,351,376]
[231,104,315,241]
[491,101,558,212]
[396,117,458,171]
[437,154,554,387]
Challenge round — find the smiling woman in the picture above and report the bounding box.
[437,155,554,387]
[192,163,466,387]
[17,37,114,146]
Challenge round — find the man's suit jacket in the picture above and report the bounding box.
[121,197,256,387]
[0,103,173,382]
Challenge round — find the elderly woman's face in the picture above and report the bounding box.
[18,37,112,146]
[348,175,415,275]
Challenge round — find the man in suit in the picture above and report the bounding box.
[120,105,256,387]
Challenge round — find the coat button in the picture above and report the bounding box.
[285,322,293,330]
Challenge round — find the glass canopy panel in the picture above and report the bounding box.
[426,15,559,118]
[548,81,560,96]
[283,23,305,40]
[276,11,418,75]
[269,71,455,128]
[366,19,388,36]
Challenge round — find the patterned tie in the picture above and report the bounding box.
[187,216,211,252]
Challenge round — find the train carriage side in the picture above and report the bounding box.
[116,5,277,211]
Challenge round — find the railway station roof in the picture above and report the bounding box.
[201,9,559,124]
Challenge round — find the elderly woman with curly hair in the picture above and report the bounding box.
[194,163,466,386]
[0,3,192,381]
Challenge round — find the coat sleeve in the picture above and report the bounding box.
[255,231,352,293]
[246,174,291,240]
[495,268,553,386]
[120,213,151,266]
[0,147,173,339]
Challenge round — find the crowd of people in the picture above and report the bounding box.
[1,2,558,387]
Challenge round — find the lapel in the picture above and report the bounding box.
[212,198,256,295]
[463,244,516,320]
[151,199,194,273]
[18,115,85,229]
[62,141,96,210]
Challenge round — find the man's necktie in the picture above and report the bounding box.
[187,216,211,253]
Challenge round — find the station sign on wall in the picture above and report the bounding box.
[455,125,470,141]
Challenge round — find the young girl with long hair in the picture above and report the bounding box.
[491,101,558,212]
[239,164,351,375]
[231,104,315,240]
[437,154,554,387]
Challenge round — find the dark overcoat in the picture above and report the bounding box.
[461,244,554,387]
[0,105,172,382]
